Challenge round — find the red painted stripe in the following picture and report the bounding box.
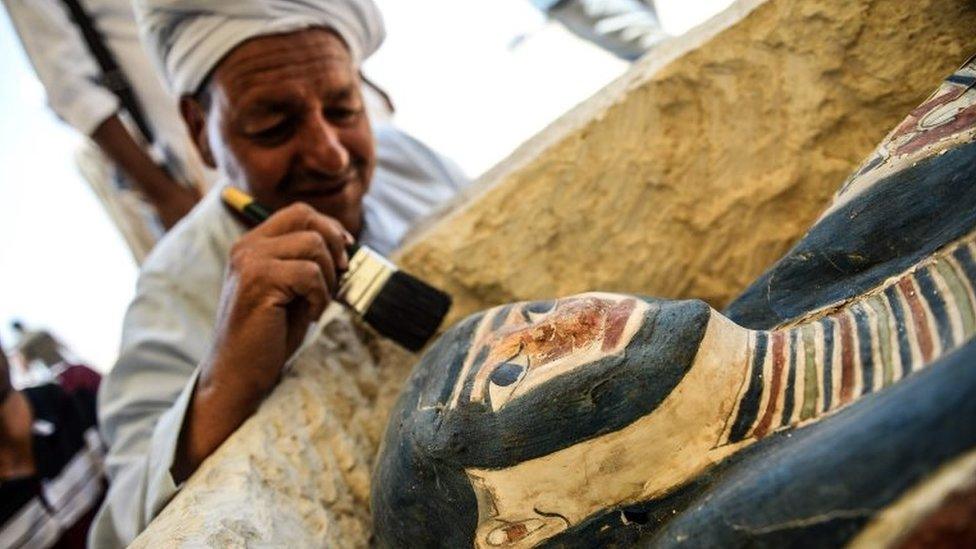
[752,331,786,439]
[899,278,934,363]
[838,312,855,405]
[602,299,638,352]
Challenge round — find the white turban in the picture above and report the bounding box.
[135,0,386,95]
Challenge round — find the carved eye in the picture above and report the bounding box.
[489,362,524,387]
[525,300,555,314]
[522,300,555,322]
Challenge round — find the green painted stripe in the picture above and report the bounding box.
[936,259,975,340]
[800,323,819,420]
[867,294,894,387]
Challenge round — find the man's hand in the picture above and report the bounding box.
[173,203,352,481]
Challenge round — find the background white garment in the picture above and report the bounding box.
[3,0,209,186]
[362,124,468,256]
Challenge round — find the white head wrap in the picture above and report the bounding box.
[135,0,386,95]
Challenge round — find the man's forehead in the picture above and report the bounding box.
[214,28,354,99]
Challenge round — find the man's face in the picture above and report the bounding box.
[195,29,375,234]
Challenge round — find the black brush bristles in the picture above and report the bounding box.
[362,271,452,351]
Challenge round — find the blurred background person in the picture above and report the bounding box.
[3,0,211,262]
[530,0,669,60]
[0,331,105,549]
[9,320,97,387]
[8,320,65,387]
[11,320,66,368]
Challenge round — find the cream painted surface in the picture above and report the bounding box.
[465,311,752,547]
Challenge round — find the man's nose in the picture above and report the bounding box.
[299,112,350,174]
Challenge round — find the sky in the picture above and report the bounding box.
[0,0,732,374]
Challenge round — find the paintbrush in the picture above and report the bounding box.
[221,186,451,352]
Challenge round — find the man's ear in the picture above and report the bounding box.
[0,335,11,401]
[180,95,216,168]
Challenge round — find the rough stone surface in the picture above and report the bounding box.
[132,0,976,544]
[397,0,976,326]
[131,311,416,548]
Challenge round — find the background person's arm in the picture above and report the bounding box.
[4,0,118,137]
[91,115,200,229]
[3,0,199,229]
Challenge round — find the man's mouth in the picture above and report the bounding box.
[290,176,353,198]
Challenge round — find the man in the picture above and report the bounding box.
[90,1,469,545]
[3,0,207,231]
[0,334,105,548]
[530,0,669,61]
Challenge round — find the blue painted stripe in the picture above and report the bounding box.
[916,266,954,352]
[947,74,976,86]
[953,245,976,289]
[885,285,913,379]
[729,332,768,442]
[853,304,875,395]
[819,318,834,412]
[491,304,513,330]
[780,330,798,426]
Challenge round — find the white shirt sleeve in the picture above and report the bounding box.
[88,274,212,547]
[3,0,120,135]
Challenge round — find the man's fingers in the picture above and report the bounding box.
[256,232,338,293]
[319,216,350,272]
[275,259,330,321]
[247,203,350,270]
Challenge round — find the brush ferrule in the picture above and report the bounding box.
[338,245,395,315]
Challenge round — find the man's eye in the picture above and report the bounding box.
[325,107,362,124]
[249,120,293,144]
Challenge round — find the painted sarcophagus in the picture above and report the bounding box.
[372,56,976,547]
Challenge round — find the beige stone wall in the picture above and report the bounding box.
[134,0,976,544]
[131,311,416,548]
[398,0,976,326]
